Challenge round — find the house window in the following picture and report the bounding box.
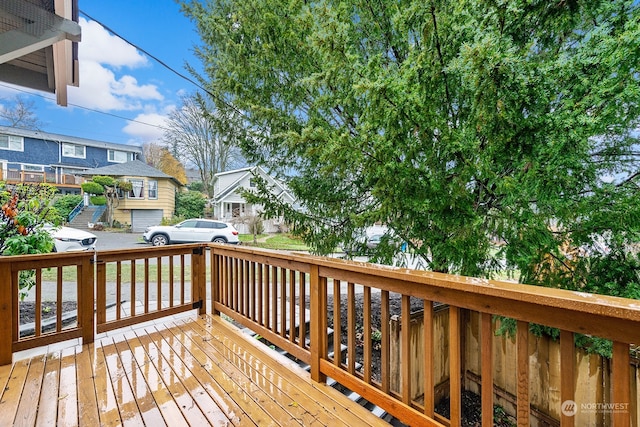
[62,143,85,159]
[249,178,256,188]
[23,164,44,172]
[148,180,157,199]
[128,179,144,199]
[108,150,134,163]
[0,134,23,151]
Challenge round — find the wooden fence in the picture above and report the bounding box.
[390,308,640,426]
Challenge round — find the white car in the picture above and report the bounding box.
[44,224,97,252]
[143,219,240,246]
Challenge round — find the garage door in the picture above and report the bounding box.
[131,209,163,232]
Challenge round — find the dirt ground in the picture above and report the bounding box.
[19,301,77,325]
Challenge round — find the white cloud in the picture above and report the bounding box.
[68,18,163,111]
[122,112,169,143]
[78,18,148,68]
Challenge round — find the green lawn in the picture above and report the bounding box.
[240,233,309,251]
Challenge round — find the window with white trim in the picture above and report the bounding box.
[148,180,158,199]
[0,134,24,151]
[62,143,85,158]
[128,179,144,199]
[108,150,134,163]
[23,164,44,172]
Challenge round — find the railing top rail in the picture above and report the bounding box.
[209,244,640,340]
[96,243,203,262]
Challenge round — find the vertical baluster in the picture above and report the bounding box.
[481,312,493,426]
[280,267,286,338]
[299,272,306,349]
[381,290,390,394]
[116,261,122,320]
[401,295,411,404]
[56,268,63,332]
[289,270,295,344]
[169,256,174,308]
[424,300,434,418]
[96,260,106,325]
[258,263,264,325]
[333,280,342,367]
[449,306,461,426]
[271,266,278,333]
[156,257,162,311]
[249,261,259,322]
[516,320,530,426]
[245,260,250,317]
[180,255,185,306]
[130,260,136,316]
[363,286,371,383]
[347,281,355,375]
[35,269,42,337]
[144,258,150,313]
[263,266,270,328]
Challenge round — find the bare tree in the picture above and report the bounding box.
[142,142,166,168]
[162,93,245,198]
[0,95,43,130]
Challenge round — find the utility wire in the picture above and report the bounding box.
[0,82,170,132]
[79,10,250,122]
[2,11,254,137]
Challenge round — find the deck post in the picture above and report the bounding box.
[192,246,207,315]
[80,254,95,344]
[210,247,219,316]
[0,262,12,365]
[309,264,327,383]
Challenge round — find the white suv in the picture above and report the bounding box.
[143,219,240,246]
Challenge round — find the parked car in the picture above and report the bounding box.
[43,224,97,252]
[143,219,240,246]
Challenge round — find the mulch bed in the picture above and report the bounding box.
[19,301,78,325]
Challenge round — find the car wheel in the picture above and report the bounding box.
[151,234,169,246]
[212,237,227,244]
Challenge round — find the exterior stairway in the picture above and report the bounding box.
[68,206,105,230]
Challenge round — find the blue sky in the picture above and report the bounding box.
[0,0,203,147]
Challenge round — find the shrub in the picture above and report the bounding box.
[53,194,82,221]
[90,195,106,205]
[175,190,206,219]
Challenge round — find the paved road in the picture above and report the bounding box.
[93,231,148,251]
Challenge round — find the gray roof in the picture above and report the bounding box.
[0,125,143,154]
[80,160,182,185]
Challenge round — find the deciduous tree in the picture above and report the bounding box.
[0,95,42,130]
[181,0,640,297]
[162,93,245,197]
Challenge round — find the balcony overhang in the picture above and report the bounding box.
[0,0,81,106]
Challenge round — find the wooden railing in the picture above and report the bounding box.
[4,170,83,186]
[209,245,640,427]
[1,244,639,426]
[0,244,204,364]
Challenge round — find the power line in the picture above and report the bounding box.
[79,10,249,122]
[0,82,169,133]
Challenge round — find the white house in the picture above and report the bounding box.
[212,166,296,233]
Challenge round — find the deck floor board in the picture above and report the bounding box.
[1,314,391,426]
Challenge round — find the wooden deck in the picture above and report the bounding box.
[0,314,390,427]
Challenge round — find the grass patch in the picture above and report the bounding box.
[239,233,268,243]
[240,233,309,251]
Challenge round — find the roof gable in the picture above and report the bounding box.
[80,160,183,186]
